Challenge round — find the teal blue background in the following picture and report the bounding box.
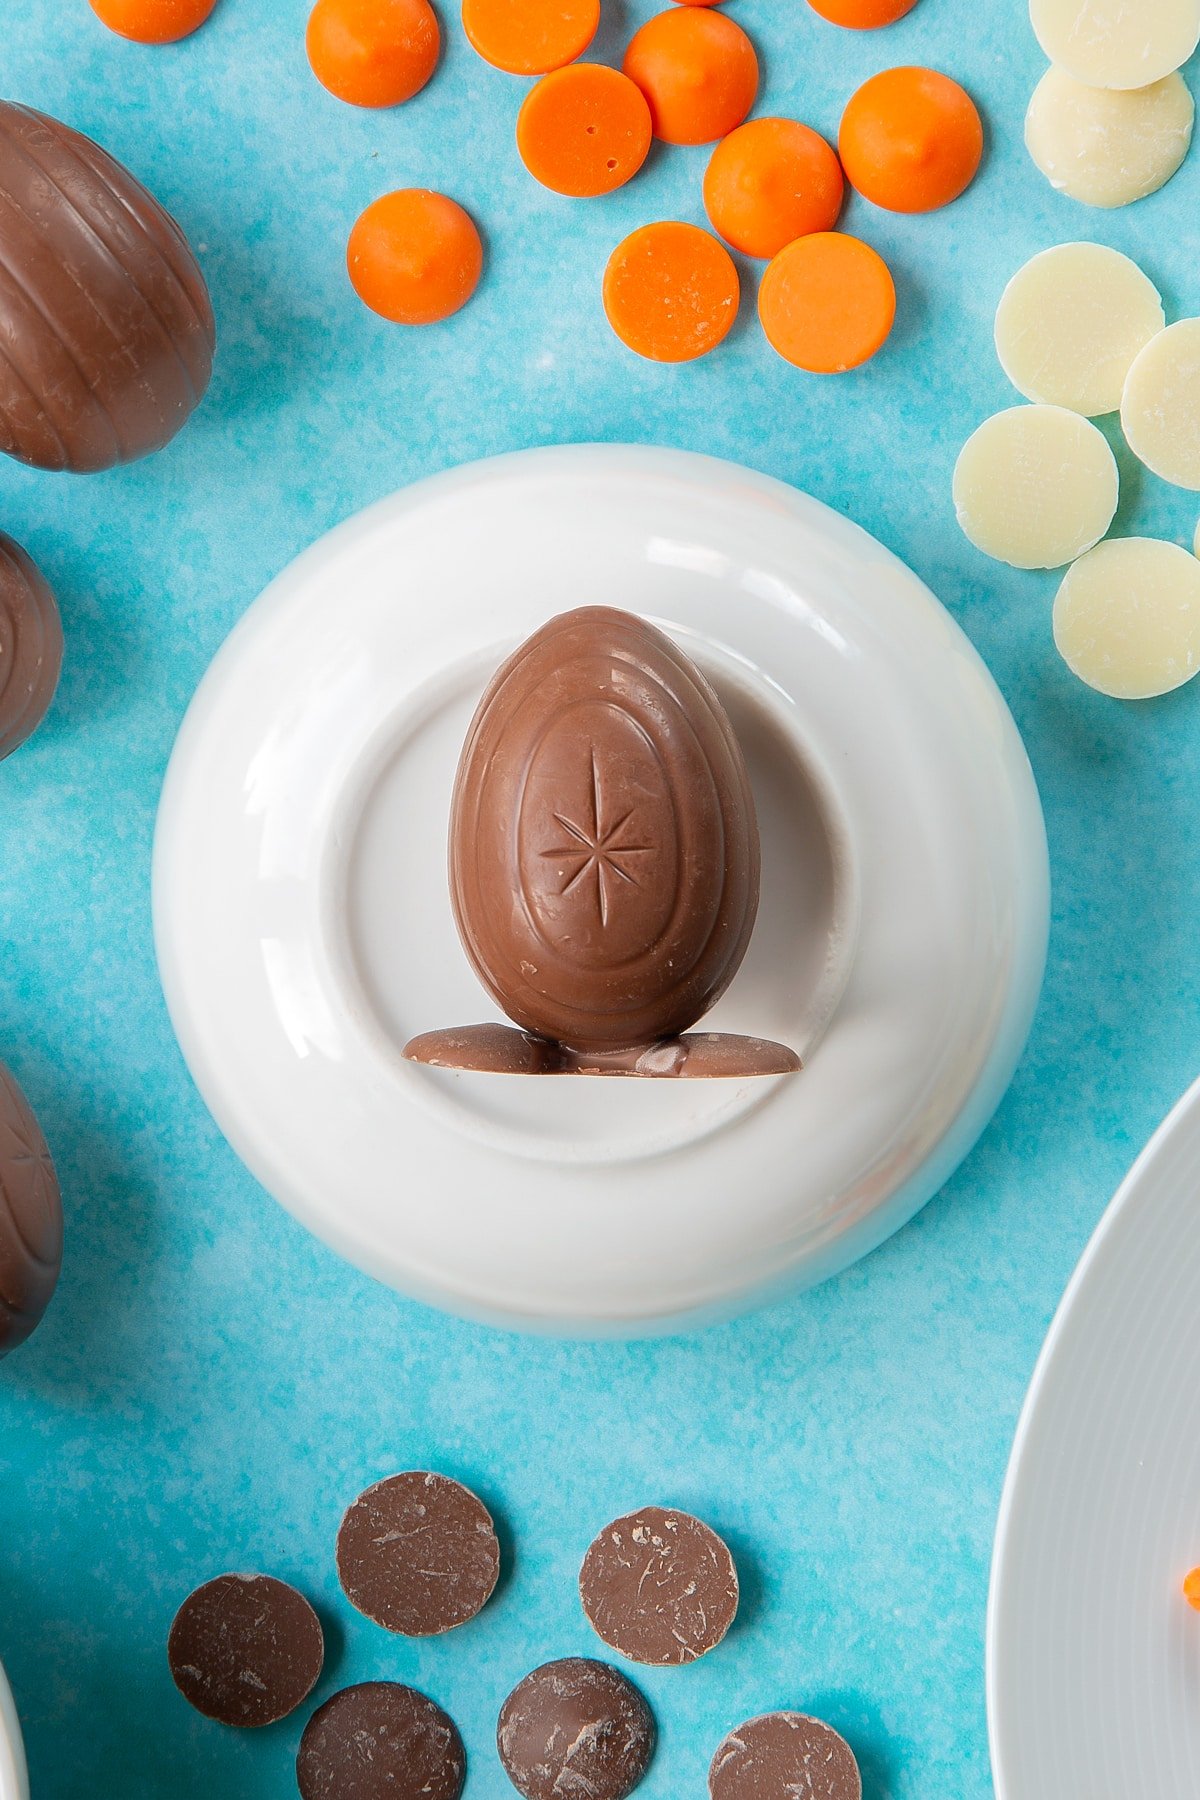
[3,0,1199,1793]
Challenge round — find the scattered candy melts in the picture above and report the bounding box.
[623,7,759,146]
[462,0,599,75]
[839,66,983,212]
[306,0,440,107]
[1025,67,1195,210]
[87,0,218,41]
[518,65,652,197]
[603,222,739,363]
[703,118,844,258]
[953,405,1119,570]
[758,233,896,373]
[347,189,483,324]
[1029,0,1200,93]
[1053,538,1200,699]
[1121,319,1200,492]
[807,0,920,25]
[994,244,1165,418]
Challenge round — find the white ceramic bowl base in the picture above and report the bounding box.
[154,446,1049,1334]
[0,1663,28,1800]
[989,1076,1200,1797]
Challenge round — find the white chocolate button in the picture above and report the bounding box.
[1025,66,1194,208]
[1053,536,1200,696]
[954,405,1119,569]
[1029,0,1200,91]
[995,244,1163,416]
[1121,318,1200,489]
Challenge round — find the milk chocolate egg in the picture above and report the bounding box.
[449,607,760,1052]
[0,1061,62,1355]
[0,533,63,760]
[0,103,215,473]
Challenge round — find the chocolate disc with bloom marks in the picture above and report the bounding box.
[580,1506,738,1665]
[336,1471,500,1634]
[168,1573,324,1727]
[709,1713,862,1800]
[498,1658,655,1800]
[298,1683,466,1800]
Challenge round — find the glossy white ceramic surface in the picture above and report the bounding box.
[153,446,1049,1334]
[0,1662,28,1800]
[989,1075,1200,1798]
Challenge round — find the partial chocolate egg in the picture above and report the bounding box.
[0,1061,62,1355]
[0,534,63,760]
[449,606,760,1052]
[0,103,215,473]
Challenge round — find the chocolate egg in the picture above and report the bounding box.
[449,607,760,1052]
[0,533,63,760]
[0,103,215,473]
[0,1061,62,1356]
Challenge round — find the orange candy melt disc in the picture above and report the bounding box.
[758,231,896,373]
[704,117,844,259]
[839,65,984,213]
[518,65,652,197]
[604,221,739,363]
[87,0,218,42]
[808,0,920,25]
[623,8,758,146]
[347,189,483,324]
[463,0,600,75]
[1184,1569,1200,1612]
[306,0,440,107]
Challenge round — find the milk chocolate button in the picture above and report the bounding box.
[336,1471,500,1635]
[580,1506,739,1665]
[167,1573,324,1728]
[297,1683,466,1800]
[708,1713,862,1800]
[497,1657,655,1800]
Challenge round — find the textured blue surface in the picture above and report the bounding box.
[3,1,1200,1795]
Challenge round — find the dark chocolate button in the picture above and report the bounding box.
[0,535,62,761]
[0,1061,62,1356]
[336,1471,500,1635]
[708,1713,862,1800]
[497,1657,655,1800]
[0,102,215,473]
[167,1573,324,1728]
[297,1682,466,1800]
[580,1505,739,1665]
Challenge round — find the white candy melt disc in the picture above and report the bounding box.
[1121,318,1200,488]
[953,405,1119,569]
[995,244,1164,416]
[1053,536,1200,696]
[1029,0,1200,91]
[1025,66,1195,208]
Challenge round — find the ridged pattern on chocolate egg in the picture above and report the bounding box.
[450,607,760,1050]
[0,532,63,759]
[0,103,215,473]
[0,1061,62,1356]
